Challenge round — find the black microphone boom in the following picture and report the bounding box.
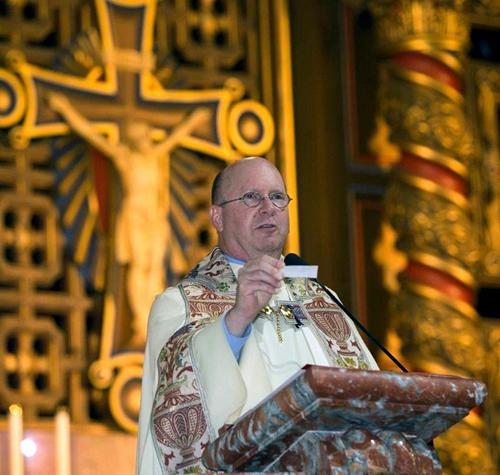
[284,253,408,373]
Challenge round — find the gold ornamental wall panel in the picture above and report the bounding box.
[0,0,298,433]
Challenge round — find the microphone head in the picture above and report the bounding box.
[284,253,309,266]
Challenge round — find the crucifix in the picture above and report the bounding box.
[8,0,240,346]
[49,92,210,343]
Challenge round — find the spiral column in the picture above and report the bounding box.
[368,1,495,472]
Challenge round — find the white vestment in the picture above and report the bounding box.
[136,261,378,474]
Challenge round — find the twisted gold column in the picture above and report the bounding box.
[368,1,495,472]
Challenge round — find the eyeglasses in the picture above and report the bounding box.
[217,191,292,209]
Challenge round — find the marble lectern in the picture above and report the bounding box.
[202,365,486,474]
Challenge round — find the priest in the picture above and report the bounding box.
[136,157,378,473]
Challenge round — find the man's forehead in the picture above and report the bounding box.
[225,159,283,185]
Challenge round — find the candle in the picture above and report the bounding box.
[55,407,71,475]
[8,404,24,475]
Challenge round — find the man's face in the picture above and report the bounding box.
[210,159,290,260]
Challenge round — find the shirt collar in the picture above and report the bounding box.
[224,254,246,266]
[224,253,285,265]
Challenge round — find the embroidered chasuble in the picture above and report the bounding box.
[138,247,378,474]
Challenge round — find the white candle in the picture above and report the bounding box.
[8,404,24,475]
[55,407,71,475]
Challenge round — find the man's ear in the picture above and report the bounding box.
[210,205,223,232]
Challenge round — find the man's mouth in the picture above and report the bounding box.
[256,223,276,230]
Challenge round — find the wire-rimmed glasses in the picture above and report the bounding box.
[217,191,292,209]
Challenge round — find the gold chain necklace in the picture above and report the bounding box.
[261,304,295,343]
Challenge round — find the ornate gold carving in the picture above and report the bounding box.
[0,69,26,128]
[413,358,470,378]
[368,116,402,169]
[0,192,61,283]
[398,171,470,208]
[0,147,91,422]
[385,182,479,270]
[228,100,276,156]
[434,420,497,475]
[475,65,500,467]
[369,0,469,54]
[380,72,474,163]
[373,221,408,292]
[369,1,497,471]
[390,289,486,378]
[0,0,282,433]
[405,281,477,319]
[376,327,411,371]
[0,0,297,436]
[0,2,82,68]
[108,362,143,433]
[390,65,465,103]
[483,322,500,466]
[476,66,500,279]
[420,49,464,75]
[407,251,476,287]
[156,0,245,71]
[401,142,468,178]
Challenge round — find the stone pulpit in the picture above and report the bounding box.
[202,365,486,474]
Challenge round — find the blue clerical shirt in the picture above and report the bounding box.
[222,254,251,360]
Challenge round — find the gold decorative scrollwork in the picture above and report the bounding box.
[390,289,486,378]
[0,192,61,283]
[109,365,143,433]
[476,66,500,279]
[0,0,296,437]
[0,69,26,129]
[385,181,480,270]
[89,353,144,432]
[380,71,474,163]
[228,100,276,156]
[434,417,496,475]
[368,0,469,54]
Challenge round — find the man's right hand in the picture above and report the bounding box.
[225,255,284,337]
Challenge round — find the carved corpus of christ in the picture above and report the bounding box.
[48,91,211,345]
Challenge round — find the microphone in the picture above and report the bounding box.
[284,253,408,373]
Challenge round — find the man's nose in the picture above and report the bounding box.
[258,196,276,214]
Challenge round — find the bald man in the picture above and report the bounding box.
[136,157,378,474]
